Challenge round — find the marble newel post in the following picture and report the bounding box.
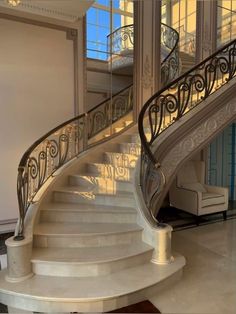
[195,0,217,63]
[133,0,161,120]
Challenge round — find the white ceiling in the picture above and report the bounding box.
[0,0,94,23]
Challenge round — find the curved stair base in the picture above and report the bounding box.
[0,254,184,313]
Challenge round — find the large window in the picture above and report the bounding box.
[217,0,236,47]
[86,0,133,60]
[162,0,196,56]
[171,0,196,55]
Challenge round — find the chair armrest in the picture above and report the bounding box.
[169,186,201,215]
[204,185,228,198]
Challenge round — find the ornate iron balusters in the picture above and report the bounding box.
[88,85,133,139]
[107,23,179,87]
[138,39,236,212]
[161,23,180,86]
[15,116,86,240]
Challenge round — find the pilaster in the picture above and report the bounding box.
[133,0,161,120]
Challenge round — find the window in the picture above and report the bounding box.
[162,0,196,56]
[86,0,133,60]
[217,0,236,47]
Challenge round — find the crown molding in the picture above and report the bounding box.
[0,0,94,23]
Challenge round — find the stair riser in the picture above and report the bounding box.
[40,210,137,224]
[33,230,142,248]
[87,164,135,181]
[32,250,153,277]
[69,176,133,192]
[131,134,140,143]
[53,192,136,207]
[104,153,138,169]
[119,144,141,156]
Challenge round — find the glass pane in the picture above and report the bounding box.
[87,25,98,41]
[87,24,96,41]
[113,0,120,9]
[87,7,97,24]
[98,9,110,27]
[113,13,121,30]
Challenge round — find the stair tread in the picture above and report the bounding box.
[54,186,134,197]
[42,202,136,213]
[88,161,134,168]
[0,254,184,301]
[34,222,142,236]
[70,174,133,183]
[31,242,153,264]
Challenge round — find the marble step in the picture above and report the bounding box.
[34,222,143,248]
[31,243,153,277]
[104,152,138,168]
[87,162,135,181]
[69,174,133,192]
[40,202,137,224]
[53,186,136,207]
[0,254,185,312]
[119,142,141,156]
[123,120,133,127]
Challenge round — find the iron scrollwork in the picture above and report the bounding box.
[138,39,236,211]
[15,118,85,240]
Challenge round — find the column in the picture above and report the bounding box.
[133,0,162,119]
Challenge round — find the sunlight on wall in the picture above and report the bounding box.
[217,0,236,46]
[162,0,196,56]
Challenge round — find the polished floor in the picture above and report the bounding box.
[0,220,235,313]
[150,219,236,314]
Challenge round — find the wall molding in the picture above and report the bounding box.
[0,12,79,115]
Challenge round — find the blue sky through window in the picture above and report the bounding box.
[87,1,122,60]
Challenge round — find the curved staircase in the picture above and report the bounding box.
[1,29,236,314]
[0,127,184,313]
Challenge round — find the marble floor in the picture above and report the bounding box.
[150,219,236,314]
[0,220,235,313]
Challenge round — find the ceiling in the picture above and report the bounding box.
[0,0,94,24]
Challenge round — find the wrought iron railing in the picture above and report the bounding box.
[138,38,236,212]
[88,84,133,138]
[107,23,179,85]
[161,23,180,86]
[108,24,134,55]
[15,85,133,240]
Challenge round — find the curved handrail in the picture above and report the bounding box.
[138,38,236,210]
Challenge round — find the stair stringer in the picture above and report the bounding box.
[150,77,236,214]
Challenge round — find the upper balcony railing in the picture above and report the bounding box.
[138,38,236,214]
[107,23,179,86]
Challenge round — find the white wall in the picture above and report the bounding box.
[0,18,75,221]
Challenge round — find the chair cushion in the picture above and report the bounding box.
[182,182,207,192]
[201,192,225,207]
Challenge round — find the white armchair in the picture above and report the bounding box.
[169,161,228,222]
